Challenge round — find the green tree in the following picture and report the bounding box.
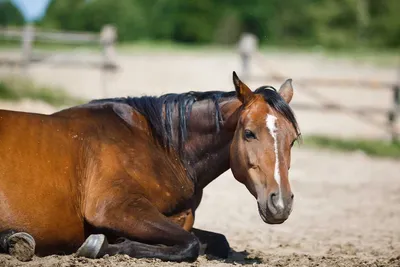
[37,0,399,49]
[0,0,25,26]
[306,0,359,48]
[39,0,86,29]
[79,0,147,41]
[368,0,400,48]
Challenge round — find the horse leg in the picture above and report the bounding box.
[191,228,230,259]
[185,191,229,259]
[182,191,229,259]
[0,230,35,261]
[78,196,200,262]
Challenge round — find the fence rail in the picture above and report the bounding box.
[237,32,400,142]
[264,73,400,142]
[0,24,118,96]
[0,27,99,44]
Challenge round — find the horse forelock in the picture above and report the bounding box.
[254,86,301,139]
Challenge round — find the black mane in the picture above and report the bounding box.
[89,91,236,150]
[89,86,300,151]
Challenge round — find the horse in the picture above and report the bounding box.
[0,72,300,262]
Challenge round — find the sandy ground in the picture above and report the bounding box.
[0,49,399,266]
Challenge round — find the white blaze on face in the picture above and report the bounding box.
[266,114,284,209]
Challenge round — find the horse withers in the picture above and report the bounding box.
[0,72,300,262]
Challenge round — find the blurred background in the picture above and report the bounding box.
[0,1,399,266]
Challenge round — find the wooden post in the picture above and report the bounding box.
[237,32,258,80]
[388,84,400,143]
[100,25,117,69]
[21,23,34,74]
[99,25,117,97]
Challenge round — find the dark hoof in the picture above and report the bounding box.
[7,232,36,262]
[76,234,108,259]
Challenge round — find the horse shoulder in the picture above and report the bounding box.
[86,132,194,219]
[54,103,195,220]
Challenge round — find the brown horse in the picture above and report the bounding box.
[0,72,300,262]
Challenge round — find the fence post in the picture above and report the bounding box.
[388,84,400,143]
[21,23,34,74]
[99,25,117,97]
[100,25,117,68]
[237,32,258,80]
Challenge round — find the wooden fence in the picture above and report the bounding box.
[264,71,400,143]
[0,24,119,96]
[237,32,400,142]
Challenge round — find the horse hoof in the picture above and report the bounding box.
[7,232,36,262]
[76,234,108,259]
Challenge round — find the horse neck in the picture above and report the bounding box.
[180,96,242,190]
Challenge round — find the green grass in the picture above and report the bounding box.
[0,39,231,53]
[303,135,400,159]
[117,40,235,53]
[119,41,400,66]
[118,41,400,66]
[1,39,398,66]
[0,40,102,53]
[0,76,85,107]
[103,43,400,66]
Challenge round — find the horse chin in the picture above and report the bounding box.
[260,214,286,225]
[257,203,287,225]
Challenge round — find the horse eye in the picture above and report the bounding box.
[244,129,256,140]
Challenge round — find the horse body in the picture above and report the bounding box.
[0,106,199,254]
[0,72,300,262]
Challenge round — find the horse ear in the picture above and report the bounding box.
[232,71,254,104]
[279,78,294,104]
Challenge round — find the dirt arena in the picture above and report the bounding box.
[0,48,399,266]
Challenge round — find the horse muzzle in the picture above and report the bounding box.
[257,191,293,224]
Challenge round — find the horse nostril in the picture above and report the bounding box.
[269,192,277,203]
[291,193,294,200]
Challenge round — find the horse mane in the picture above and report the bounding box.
[89,91,236,150]
[89,86,300,151]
